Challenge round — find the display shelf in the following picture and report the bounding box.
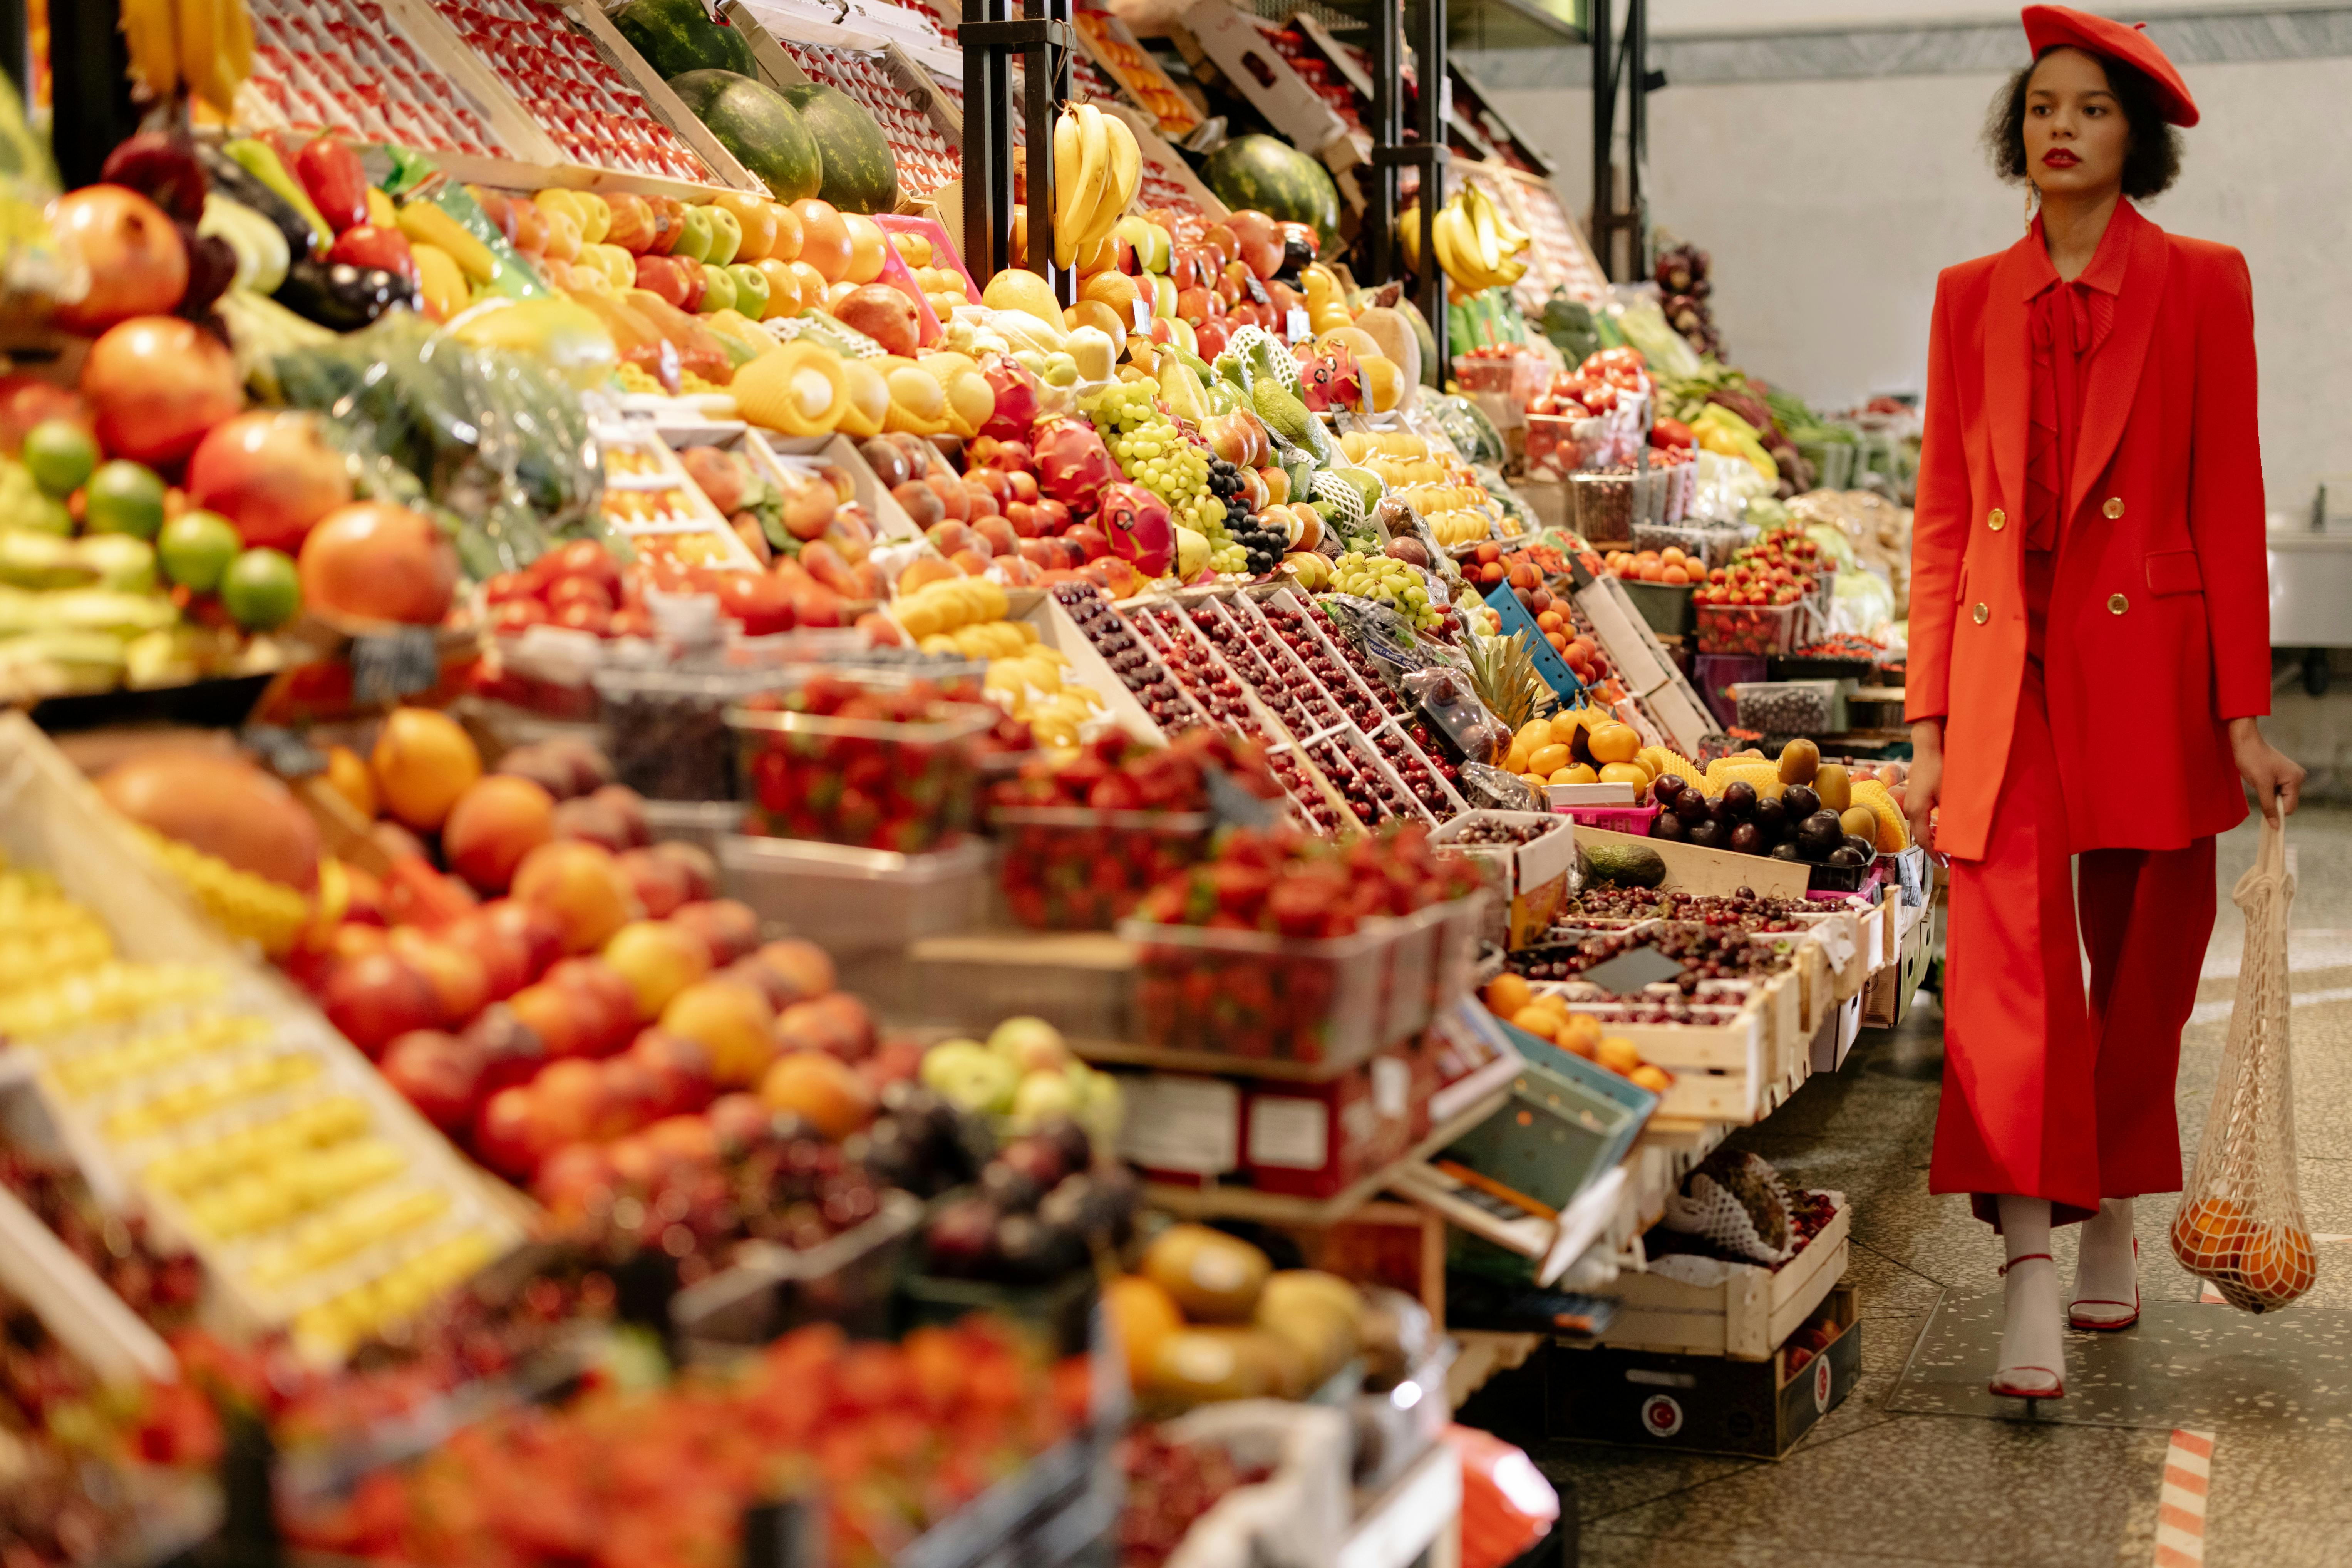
[237,0,534,159]
[1447,60,1553,176]
[1493,164,1608,310]
[1335,1442,1463,1568]
[1075,5,1206,137]
[1144,1089,1510,1226]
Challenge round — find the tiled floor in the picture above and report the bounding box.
[1469,807,2352,1567]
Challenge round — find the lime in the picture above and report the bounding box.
[20,420,96,498]
[219,547,301,631]
[158,509,243,592]
[83,460,167,540]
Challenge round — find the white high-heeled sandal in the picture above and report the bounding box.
[1990,1252,2066,1400]
[2069,1236,2140,1331]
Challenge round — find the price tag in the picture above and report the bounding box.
[1243,273,1271,306]
[350,627,442,706]
[1131,297,1151,332]
[1577,946,1687,997]
[1285,307,1310,343]
[240,725,326,779]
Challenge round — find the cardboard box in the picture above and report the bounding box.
[1861,898,1935,1029]
[1548,1284,1861,1458]
[1178,0,1348,156]
[1241,1042,1435,1198]
[1431,811,1576,949]
[1113,1072,1242,1183]
[1573,826,1811,900]
[1811,993,1862,1074]
[1598,1193,1849,1359]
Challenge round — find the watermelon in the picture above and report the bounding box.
[1201,135,1341,253]
[668,69,823,204]
[779,83,899,215]
[614,0,755,77]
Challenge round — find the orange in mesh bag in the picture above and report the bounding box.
[2170,822,2320,1311]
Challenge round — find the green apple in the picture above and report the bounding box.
[702,204,743,267]
[696,263,736,315]
[988,1015,1069,1073]
[726,262,770,318]
[670,204,715,263]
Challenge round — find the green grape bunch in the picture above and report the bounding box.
[1084,381,1233,551]
[1330,551,1443,630]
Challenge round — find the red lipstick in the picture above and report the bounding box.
[2043,147,2081,168]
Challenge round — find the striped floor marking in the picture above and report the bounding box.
[2154,1429,2215,1566]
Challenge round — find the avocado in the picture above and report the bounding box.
[1580,838,1668,889]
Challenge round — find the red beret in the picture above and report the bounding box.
[2021,6,2198,126]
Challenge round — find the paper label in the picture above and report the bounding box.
[1119,1077,1240,1173]
[1132,297,1152,332]
[1285,307,1310,343]
[350,627,441,705]
[1246,1096,1328,1169]
[1371,1056,1409,1118]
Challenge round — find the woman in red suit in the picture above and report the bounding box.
[1904,5,2304,1402]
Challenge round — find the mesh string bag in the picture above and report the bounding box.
[2170,821,2319,1312]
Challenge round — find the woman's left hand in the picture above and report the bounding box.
[2229,717,2306,827]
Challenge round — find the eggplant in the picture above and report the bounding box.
[276,258,420,331]
[194,142,320,264]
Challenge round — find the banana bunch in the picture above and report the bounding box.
[121,0,255,114]
[1432,184,1532,295]
[1052,102,1141,269]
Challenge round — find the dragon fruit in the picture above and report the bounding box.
[1297,342,1362,414]
[1034,417,1121,517]
[978,353,1040,442]
[1097,481,1174,579]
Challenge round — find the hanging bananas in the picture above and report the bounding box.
[1051,101,1141,269]
[120,0,255,116]
[1429,184,1532,296]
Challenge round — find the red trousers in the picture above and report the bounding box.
[1930,658,2216,1225]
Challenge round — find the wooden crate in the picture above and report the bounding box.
[1597,1194,1849,1360]
[1861,897,1935,1029]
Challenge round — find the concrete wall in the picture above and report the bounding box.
[1471,49,2352,523]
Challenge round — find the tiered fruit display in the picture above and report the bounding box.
[1559,884,1819,931]
[1642,739,1907,861]
[1105,1229,1374,1404]
[1336,428,1510,549]
[1500,707,1660,793]
[1478,972,1670,1092]
[279,1319,1092,1568]
[989,731,1282,928]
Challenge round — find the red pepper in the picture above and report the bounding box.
[326,224,418,285]
[293,134,370,234]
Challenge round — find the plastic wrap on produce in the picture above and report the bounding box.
[1424,393,1506,468]
[270,313,605,578]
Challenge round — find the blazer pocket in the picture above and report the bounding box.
[1953,555,1970,603]
[2145,549,2203,597]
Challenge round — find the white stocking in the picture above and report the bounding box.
[2070,1198,2140,1325]
[1994,1194,2064,1395]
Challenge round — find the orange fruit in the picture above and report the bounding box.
[787,260,829,314]
[1598,762,1649,787]
[1560,763,1598,785]
[2240,1224,2316,1302]
[1509,1003,1561,1041]
[841,213,888,284]
[1528,743,1571,777]
[792,199,853,282]
[755,257,801,316]
[1484,973,1533,1017]
[1588,722,1642,765]
[2172,1196,2248,1272]
[767,201,804,263]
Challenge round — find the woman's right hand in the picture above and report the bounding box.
[1906,720,1944,853]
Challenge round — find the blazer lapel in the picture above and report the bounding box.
[2069,202,2169,520]
[1982,236,2039,528]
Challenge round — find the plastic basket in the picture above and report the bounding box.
[595,666,781,802]
[1695,600,1800,656]
[729,702,995,853]
[668,1189,922,1355]
[990,808,1214,931]
[1558,803,1659,836]
[1729,680,1843,736]
[720,834,992,957]
[1618,580,1694,638]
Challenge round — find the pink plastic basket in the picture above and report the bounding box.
[1557,804,1659,835]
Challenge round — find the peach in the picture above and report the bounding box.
[320,949,441,1057]
[550,796,633,854]
[706,1091,772,1149]
[629,1028,716,1116]
[534,1057,607,1143]
[444,775,556,893]
[660,978,778,1088]
[759,1049,876,1139]
[387,928,490,1027]
[545,956,639,1054]
[445,910,530,1001]
[643,1112,718,1164]
[506,980,601,1060]
[721,955,799,1012]
[534,1143,618,1214]
[595,1056,666,1139]
[604,1134,665,1189]
[777,992,874,1062]
[474,1086,558,1179]
[602,919,713,1018]
[670,899,761,966]
[480,898,565,983]
[896,556,959,595]
[650,840,719,902]
[617,847,695,918]
[512,840,640,952]
[590,784,650,847]
[370,707,482,831]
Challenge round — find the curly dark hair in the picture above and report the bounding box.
[1985,46,2184,201]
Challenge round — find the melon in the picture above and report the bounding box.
[667,70,823,204]
[779,83,899,216]
[99,749,321,890]
[1200,135,1342,253]
[613,0,754,78]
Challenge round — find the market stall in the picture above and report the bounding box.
[0,0,1946,1560]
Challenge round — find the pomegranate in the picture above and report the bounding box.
[186,411,354,553]
[79,316,240,467]
[48,186,188,333]
[298,501,459,625]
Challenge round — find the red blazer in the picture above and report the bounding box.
[1905,199,2270,860]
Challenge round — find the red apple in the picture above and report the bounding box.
[320,950,441,1058]
[380,1029,484,1134]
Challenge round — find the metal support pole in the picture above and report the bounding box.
[50,0,135,190]
[1362,0,1401,284]
[1626,0,1647,281]
[962,0,1074,293]
[1412,0,1446,383]
[1588,0,1613,280]
[962,0,1010,279]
